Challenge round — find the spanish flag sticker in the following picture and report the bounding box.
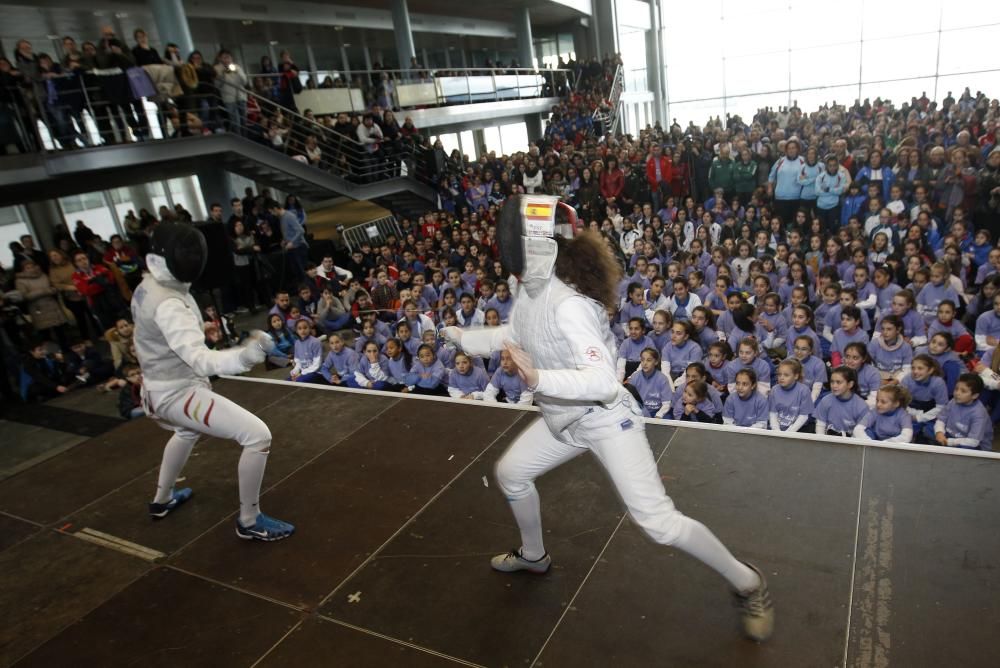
[524,202,553,220]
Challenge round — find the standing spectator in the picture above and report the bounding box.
[646,143,672,212]
[215,50,248,135]
[600,157,624,203]
[708,145,736,201]
[117,364,145,419]
[102,234,142,290]
[12,234,48,273]
[15,259,69,349]
[70,249,124,329]
[768,137,804,225]
[48,249,93,339]
[230,220,259,311]
[268,200,308,285]
[276,49,301,112]
[357,114,384,180]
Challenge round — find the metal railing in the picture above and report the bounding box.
[1,73,435,186]
[247,66,572,115]
[591,63,624,137]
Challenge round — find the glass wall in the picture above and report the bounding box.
[58,192,120,242]
[0,206,33,268]
[663,0,1000,126]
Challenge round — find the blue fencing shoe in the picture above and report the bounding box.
[148,487,193,519]
[235,513,296,542]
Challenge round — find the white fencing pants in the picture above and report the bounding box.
[144,381,271,526]
[495,410,758,592]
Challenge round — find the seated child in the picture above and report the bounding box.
[484,349,534,405]
[383,338,411,389]
[789,334,827,402]
[677,380,721,423]
[660,320,703,385]
[934,374,993,450]
[404,344,449,395]
[618,317,655,381]
[842,341,881,408]
[117,364,145,420]
[914,332,963,395]
[289,318,323,383]
[928,300,972,355]
[724,337,771,395]
[768,358,814,433]
[862,385,914,443]
[690,306,719,350]
[354,317,387,354]
[264,313,294,368]
[448,352,491,399]
[831,305,869,367]
[670,362,724,418]
[784,304,822,360]
[902,354,948,441]
[867,315,913,382]
[350,341,392,390]
[647,309,672,350]
[318,334,359,386]
[814,366,869,437]
[704,341,732,395]
[722,368,769,428]
[626,347,672,418]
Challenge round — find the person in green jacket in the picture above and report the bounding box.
[732,147,758,205]
[708,145,737,200]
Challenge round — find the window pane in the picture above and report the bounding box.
[438,133,460,156]
[790,42,861,90]
[0,207,31,268]
[861,34,938,82]
[724,92,789,124]
[938,25,1000,75]
[59,193,119,243]
[860,0,939,39]
[668,99,728,129]
[499,122,528,154]
[788,1,862,49]
[483,126,503,155]
[859,77,936,107]
[941,0,1000,29]
[725,49,788,97]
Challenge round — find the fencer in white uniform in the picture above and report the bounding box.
[133,223,294,541]
[442,196,774,641]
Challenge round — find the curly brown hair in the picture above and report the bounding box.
[554,231,622,309]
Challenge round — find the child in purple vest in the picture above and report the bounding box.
[789,334,827,401]
[725,337,772,395]
[619,317,655,381]
[670,362,724,418]
[934,374,993,450]
[704,341,732,397]
[756,293,788,352]
[903,354,949,441]
[863,385,914,443]
[878,288,926,347]
[785,304,822,360]
[404,344,449,396]
[814,366,870,437]
[722,367,769,428]
[648,309,672,350]
[690,306,719,350]
[660,320,703,384]
[868,315,913,382]
[289,318,324,383]
[318,334,359,386]
[916,262,960,324]
[448,352,491,399]
[677,380,721,423]
[831,305,869,367]
[626,347,673,418]
[915,332,964,395]
[483,349,534,405]
[768,359,814,433]
[843,342,882,408]
[351,341,392,390]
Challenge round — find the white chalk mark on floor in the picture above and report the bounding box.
[853,492,894,668]
[348,591,362,603]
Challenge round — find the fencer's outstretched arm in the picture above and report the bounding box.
[532,298,619,403]
[449,324,512,356]
[155,298,268,377]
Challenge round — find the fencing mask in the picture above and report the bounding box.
[148,222,208,284]
[496,194,579,286]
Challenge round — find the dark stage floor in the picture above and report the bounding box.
[1,378,998,667]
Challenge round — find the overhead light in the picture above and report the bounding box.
[334,25,344,31]
[343,43,351,47]
[47,34,60,39]
[115,12,128,18]
[242,19,254,25]
[269,40,279,45]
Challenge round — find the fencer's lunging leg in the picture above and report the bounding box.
[588,426,760,593]
[153,430,198,504]
[238,440,269,527]
[495,418,585,561]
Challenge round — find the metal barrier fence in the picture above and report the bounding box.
[339,215,402,252]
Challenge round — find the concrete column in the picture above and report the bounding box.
[150,0,194,57]
[472,128,486,157]
[459,47,468,69]
[444,47,452,69]
[196,168,231,220]
[23,200,65,252]
[646,0,665,123]
[305,42,319,86]
[525,114,543,142]
[515,6,535,70]
[422,48,429,69]
[128,184,156,216]
[390,0,416,69]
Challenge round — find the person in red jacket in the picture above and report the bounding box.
[599,156,625,203]
[646,144,673,212]
[71,250,124,329]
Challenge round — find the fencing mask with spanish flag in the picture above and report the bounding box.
[496,194,579,287]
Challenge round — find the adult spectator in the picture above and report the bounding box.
[356,114,384,180]
[70,249,124,329]
[600,157,624,203]
[768,136,805,225]
[854,149,895,203]
[102,234,142,290]
[15,259,69,349]
[47,249,93,339]
[646,143,672,212]
[13,235,47,273]
[977,147,1000,240]
[215,50,248,135]
[708,144,736,201]
[276,49,301,112]
[268,200,308,284]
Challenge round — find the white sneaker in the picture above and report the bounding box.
[490,548,551,574]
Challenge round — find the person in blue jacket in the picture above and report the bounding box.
[815,154,851,235]
[854,150,895,203]
[767,137,805,225]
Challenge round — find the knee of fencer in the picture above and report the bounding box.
[638,509,692,547]
[243,439,271,455]
[494,459,533,500]
[239,417,272,451]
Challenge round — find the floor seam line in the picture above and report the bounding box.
[0,509,47,528]
[528,426,680,667]
[313,415,527,608]
[248,619,305,668]
[167,396,401,560]
[842,445,867,668]
[163,564,310,613]
[313,614,487,668]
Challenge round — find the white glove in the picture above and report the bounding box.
[440,326,463,347]
[238,330,273,367]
